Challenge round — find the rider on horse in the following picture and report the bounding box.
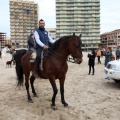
[33,19,55,77]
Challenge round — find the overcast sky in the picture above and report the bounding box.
[0,0,120,36]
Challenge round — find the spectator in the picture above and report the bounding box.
[103,47,112,80]
[103,47,112,67]
[100,49,103,58]
[87,50,96,75]
[115,47,120,60]
[0,46,1,58]
[96,48,101,64]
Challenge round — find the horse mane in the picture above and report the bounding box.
[50,36,71,51]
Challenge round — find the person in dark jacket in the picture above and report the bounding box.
[115,47,120,60]
[88,50,96,75]
[33,19,55,77]
[28,33,35,52]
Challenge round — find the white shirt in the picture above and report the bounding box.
[34,31,55,47]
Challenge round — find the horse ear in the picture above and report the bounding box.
[73,32,75,36]
[79,34,82,38]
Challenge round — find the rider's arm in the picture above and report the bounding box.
[34,31,44,47]
[48,34,55,44]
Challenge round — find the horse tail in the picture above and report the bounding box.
[14,49,27,86]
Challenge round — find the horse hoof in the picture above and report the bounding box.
[34,94,38,97]
[28,99,33,103]
[51,105,57,110]
[62,101,68,107]
[64,103,68,107]
[62,102,68,107]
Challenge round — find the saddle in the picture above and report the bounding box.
[30,50,49,70]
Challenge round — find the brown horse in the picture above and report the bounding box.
[14,33,83,110]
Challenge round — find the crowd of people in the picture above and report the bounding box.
[87,47,118,77]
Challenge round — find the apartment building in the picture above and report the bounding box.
[46,28,56,40]
[56,0,100,50]
[0,32,6,49]
[100,29,120,49]
[9,0,39,47]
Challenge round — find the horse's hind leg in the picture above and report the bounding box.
[30,75,37,97]
[25,73,33,103]
[59,76,68,107]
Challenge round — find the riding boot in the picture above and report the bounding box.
[33,60,40,78]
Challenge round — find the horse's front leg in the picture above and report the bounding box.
[59,76,68,107]
[25,73,33,103]
[30,75,37,97]
[49,76,58,110]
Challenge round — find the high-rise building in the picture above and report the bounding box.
[46,28,56,40]
[56,0,100,50]
[9,0,39,48]
[0,32,6,49]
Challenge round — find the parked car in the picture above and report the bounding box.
[104,59,120,83]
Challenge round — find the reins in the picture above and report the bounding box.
[47,48,68,60]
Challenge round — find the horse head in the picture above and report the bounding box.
[68,33,83,64]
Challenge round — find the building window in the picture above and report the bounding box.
[26,9,30,14]
[34,11,37,14]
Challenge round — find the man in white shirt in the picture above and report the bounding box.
[33,19,55,77]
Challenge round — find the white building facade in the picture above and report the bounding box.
[9,0,39,47]
[56,0,100,50]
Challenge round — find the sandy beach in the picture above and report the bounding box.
[0,52,120,120]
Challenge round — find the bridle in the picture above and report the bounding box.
[71,36,82,59]
[44,36,82,61]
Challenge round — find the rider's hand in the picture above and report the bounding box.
[43,45,48,50]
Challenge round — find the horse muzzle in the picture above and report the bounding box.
[76,58,83,64]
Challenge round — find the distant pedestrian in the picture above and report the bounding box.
[96,48,101,64]
[88,50,96,75]
[100,49,103,58]
[0,46,1,58]
[115,47,120,60]
[103,47,112,67]
[28,33,35,52]
[103,47,112,80]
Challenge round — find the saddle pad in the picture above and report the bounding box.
[31,52,36,59]
[30,59,35,63]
